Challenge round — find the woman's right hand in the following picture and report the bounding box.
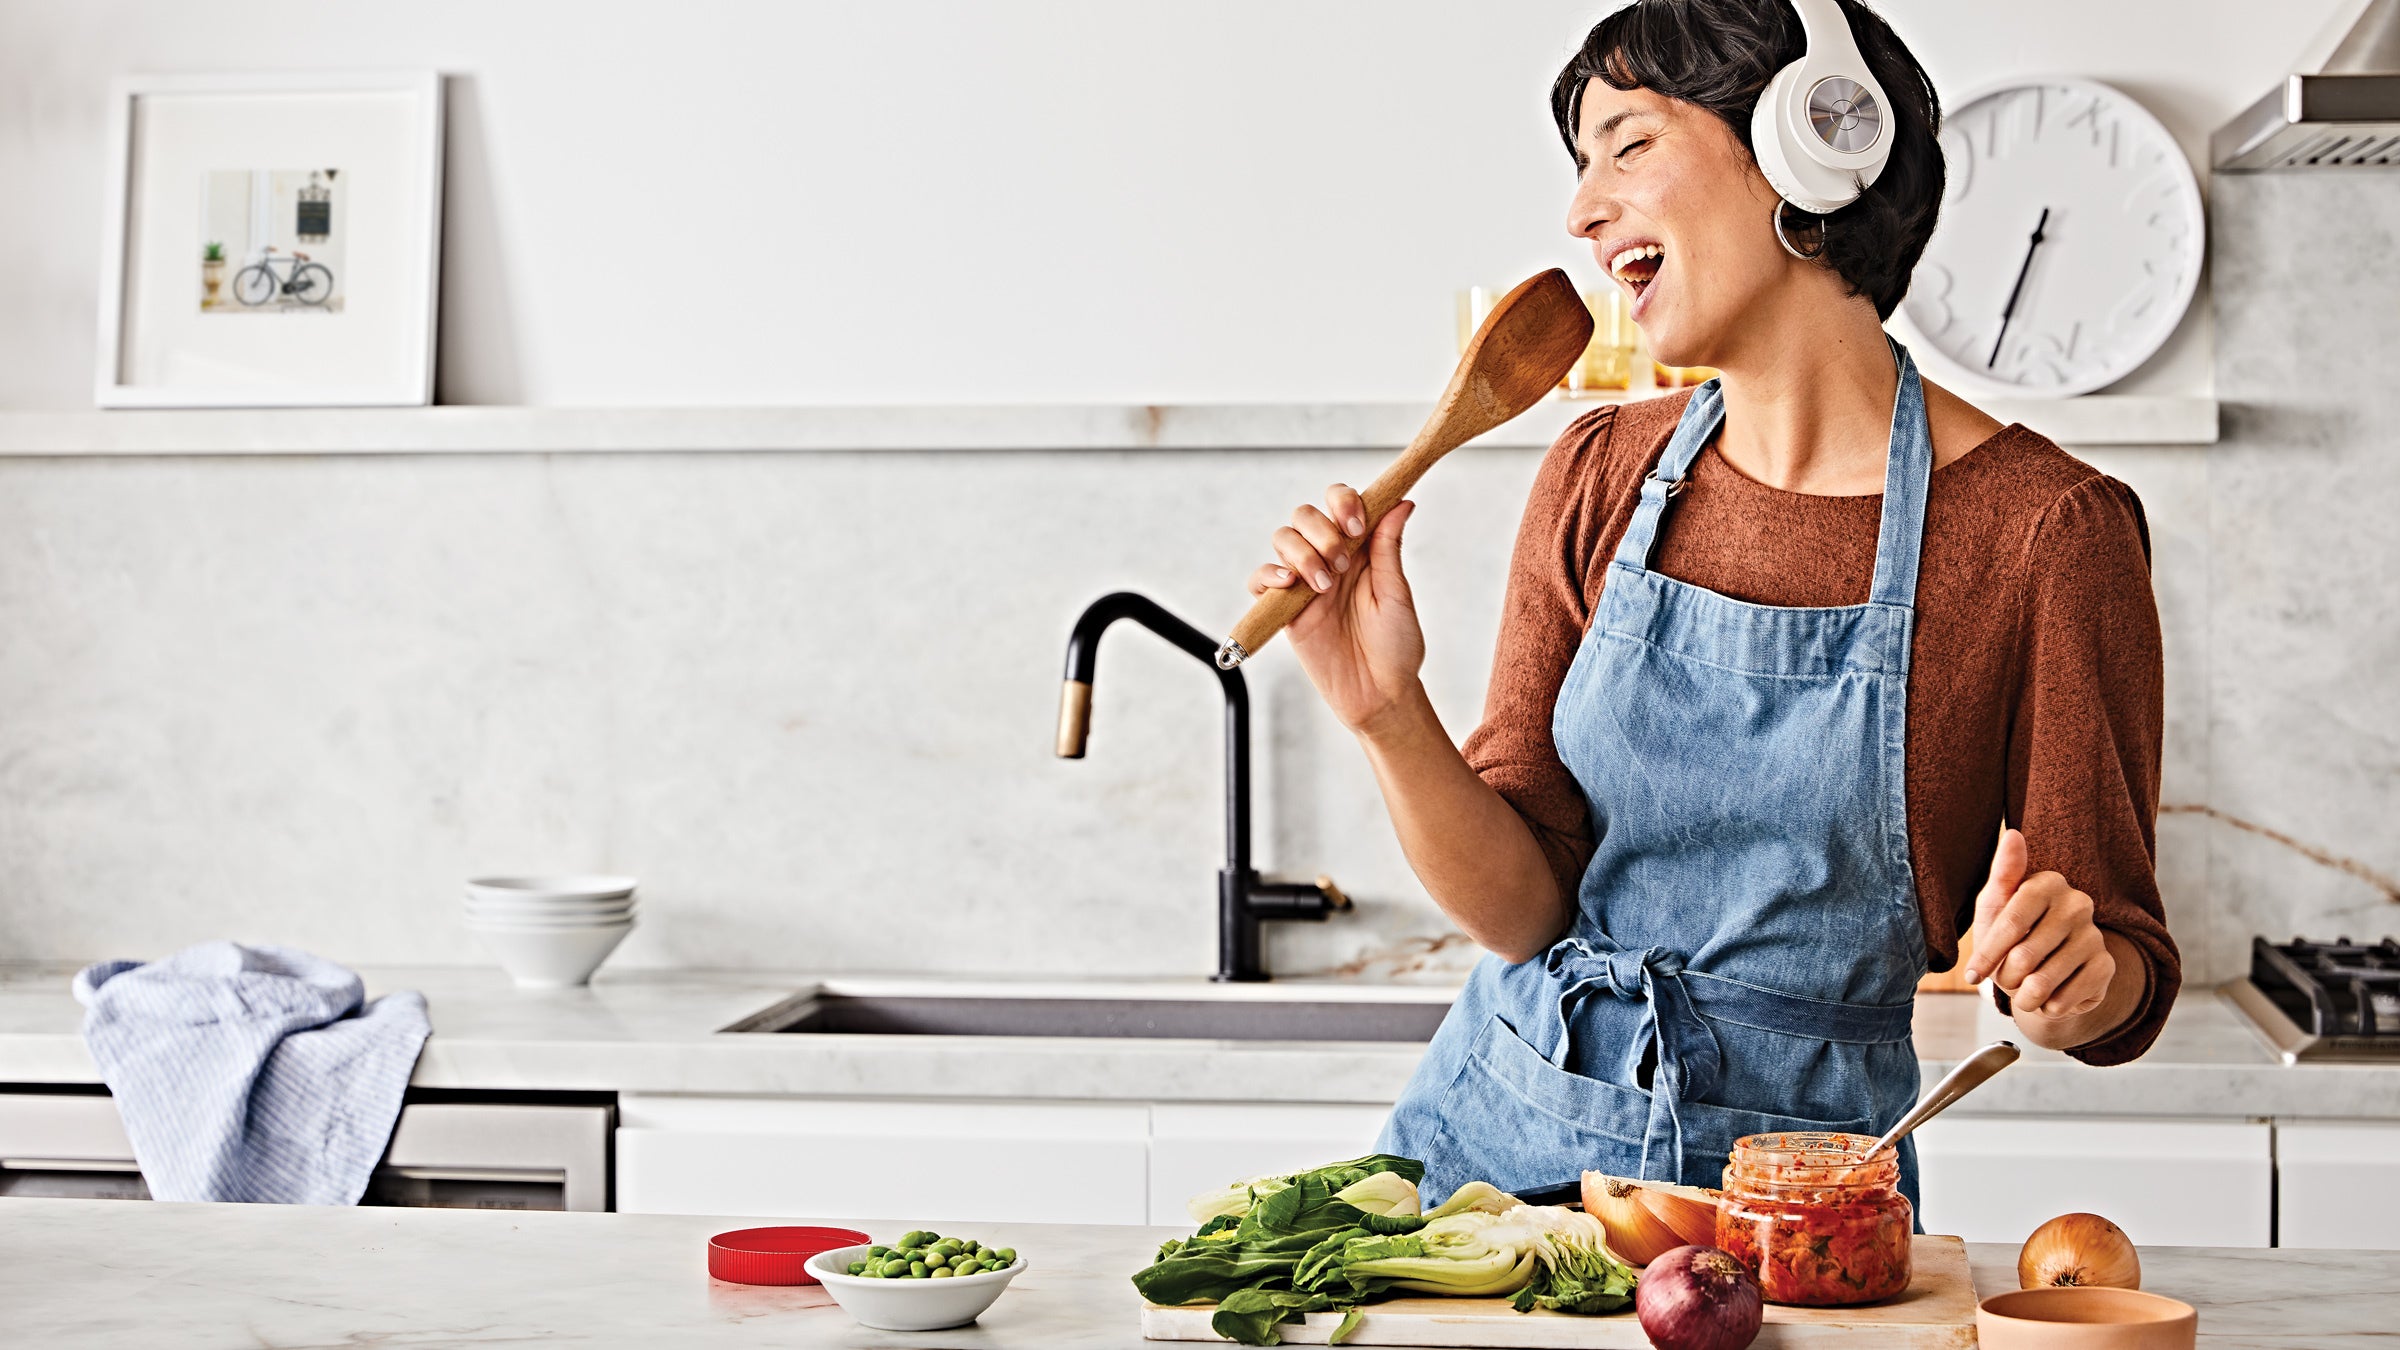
[1247,485,1426,736]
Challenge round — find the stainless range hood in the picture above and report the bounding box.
[2213,0,2400,171]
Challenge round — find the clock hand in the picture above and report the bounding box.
[1987,206,2051,369]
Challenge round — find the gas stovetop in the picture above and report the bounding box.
[2224,936,2400,1063]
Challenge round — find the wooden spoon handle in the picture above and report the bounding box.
[1213,268,1592,670]
[1215,420,1464,668]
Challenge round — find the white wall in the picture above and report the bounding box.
[0,2,2392,984]
[0,0,2373,409]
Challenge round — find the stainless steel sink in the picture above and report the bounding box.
[723,992,1449,1042]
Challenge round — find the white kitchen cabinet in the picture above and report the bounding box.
[1148,1103,1392,1224]
[2276,1120,2400,1250]
[1913,1115,2273,1247]
[616,1095,1149,1224]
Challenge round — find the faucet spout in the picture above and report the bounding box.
[1056,591,1227,761]
[1056,590,1348,981]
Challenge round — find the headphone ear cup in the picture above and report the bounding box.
[1750,64,1809,210]
[1751,60,1862,214]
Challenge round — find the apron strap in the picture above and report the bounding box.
[1868,341,1934,610]
[1609,382,1726,572]
[1544,937,1915,1183]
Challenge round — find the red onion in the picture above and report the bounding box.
[1635,1245,1762,1350]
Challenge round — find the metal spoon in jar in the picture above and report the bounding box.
[1866,1040,2021,1158]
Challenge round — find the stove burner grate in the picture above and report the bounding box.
[2251,936,2400,1039]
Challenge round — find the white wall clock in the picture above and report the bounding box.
[1889,77,2204,400]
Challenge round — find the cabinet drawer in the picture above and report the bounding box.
[616,1095,1148,1224]
[2276,1120,2400,1250]
[1149,1102,1390,1225]
[1913,1115,2272,1247]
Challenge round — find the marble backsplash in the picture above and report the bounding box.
[0,175,2393,987]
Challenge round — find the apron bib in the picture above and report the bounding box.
[1381,345,1934,1209]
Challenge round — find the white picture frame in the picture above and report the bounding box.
[94,70,444,408]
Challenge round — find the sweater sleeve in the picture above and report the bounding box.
[1997,474,2180,1065]
[1459,407,1616,908]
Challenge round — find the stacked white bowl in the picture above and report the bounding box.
[464,875,639,989]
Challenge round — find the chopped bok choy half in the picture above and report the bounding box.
[1183,1153,1423,1224]
[1133,1157,1641,1346]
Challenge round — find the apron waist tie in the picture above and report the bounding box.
[1542,938,1915,1183]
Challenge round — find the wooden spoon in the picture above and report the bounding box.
[1214,268,1594,668]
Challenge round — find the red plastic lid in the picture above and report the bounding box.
[707,1225,872,1285]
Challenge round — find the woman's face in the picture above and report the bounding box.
[1566,79,1821,369]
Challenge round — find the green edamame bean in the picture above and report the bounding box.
[867,1245,889,1259]
[881,1259,908,1278]
[931,1266,954,1278]
[929,1252,951,1269]
[994,1247,1017,1264]
[909,1261,928,1278]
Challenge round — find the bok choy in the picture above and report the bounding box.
[1133,1154,1639,1347]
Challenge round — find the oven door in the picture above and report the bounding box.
[0,1089,612,1211]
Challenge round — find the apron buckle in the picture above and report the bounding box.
[1648,471,1690,499]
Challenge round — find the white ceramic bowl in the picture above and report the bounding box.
[466,917,634,988]
[465,898,637,922]
[466,874,638,904]
[465,891,638,909]
[805,1245,1026,1332]
[464,908,638,929]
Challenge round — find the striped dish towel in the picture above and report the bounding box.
[73,942,431,1205]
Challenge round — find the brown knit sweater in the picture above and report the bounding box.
[1466,392,2178,1066]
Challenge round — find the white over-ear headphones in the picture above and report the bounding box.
[1750,0,1893,223]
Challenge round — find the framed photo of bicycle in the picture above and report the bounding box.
[94,71,444,407]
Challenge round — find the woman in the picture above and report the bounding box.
[1250,0,2179,1208]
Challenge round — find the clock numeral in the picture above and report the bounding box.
[1906,263,1958,337]
[2110,263,2170,336]
[2064,96,2108,147]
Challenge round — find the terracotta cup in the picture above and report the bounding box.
[1978,1287,2197,1350]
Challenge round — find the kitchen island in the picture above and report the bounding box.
[2,1197,2391,1349]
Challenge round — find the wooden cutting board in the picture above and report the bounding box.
[1142,1234,1977,1348]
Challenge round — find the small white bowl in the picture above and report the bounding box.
[466,916,634,988]
[805,1245,1026,1332]
[460,903,633,922]
[465,891,638,910]
[465,898,637,923]
[466,874,638,904]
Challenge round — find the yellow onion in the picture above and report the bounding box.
[1581,1172,1723,1266]
[2018,1212,2142,1290]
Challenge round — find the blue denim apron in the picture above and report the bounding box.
[1381,346,1933,1211]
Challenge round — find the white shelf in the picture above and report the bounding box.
[0,393,2217,457]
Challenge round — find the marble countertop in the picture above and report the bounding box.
[0,1198,2384,1348]
[5,963,2395,1118]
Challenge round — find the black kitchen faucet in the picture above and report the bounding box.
[1055,591,1350,982]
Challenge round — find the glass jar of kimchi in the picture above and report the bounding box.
[1716,1131,1912,1306]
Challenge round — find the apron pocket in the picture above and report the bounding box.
[1428,1014,1653,1195]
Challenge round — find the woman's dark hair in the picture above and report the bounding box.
[1550,0,1941,320]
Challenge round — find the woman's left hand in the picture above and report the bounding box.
[1963,828,2142,1049]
